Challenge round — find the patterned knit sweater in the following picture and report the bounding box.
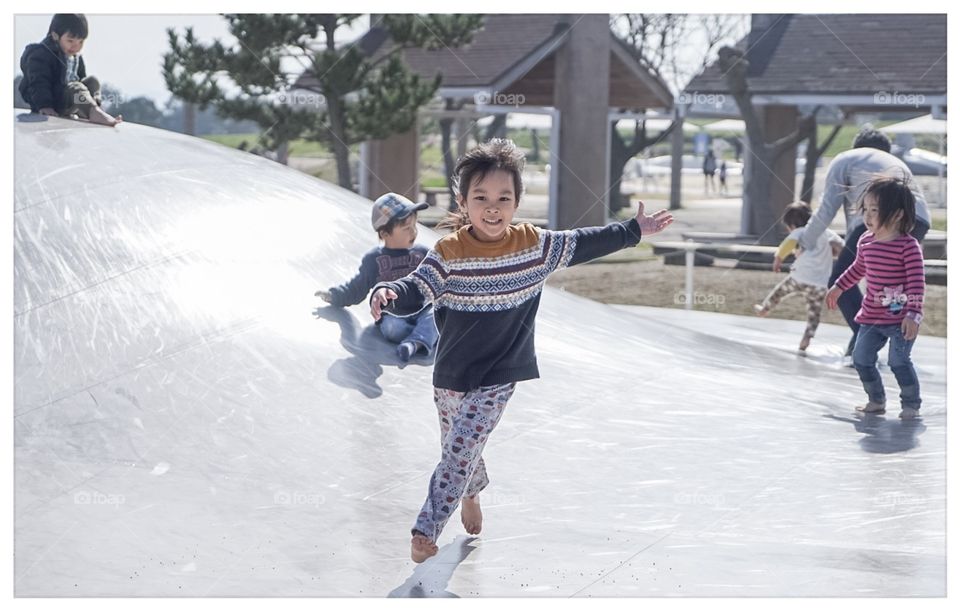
[834,232,925,325]
[374,219,642,391]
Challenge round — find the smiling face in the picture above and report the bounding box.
[459,169,519,242]
[53,31,85,56]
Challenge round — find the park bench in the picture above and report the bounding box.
[652,239,947,309]
[421,186,449,207]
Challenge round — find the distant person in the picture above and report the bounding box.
[733,138,743,162]
[799,126,930,357]
[368,139,674,563]
[826,176,926,419]
[18,14,122,127]
[316,193,438,363]
[703,149,717,193]
[718,160,728,195]
[755,202,843,354]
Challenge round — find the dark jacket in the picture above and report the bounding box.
[19,37,86,113]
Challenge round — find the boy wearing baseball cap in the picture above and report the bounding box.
[316,193,438,362]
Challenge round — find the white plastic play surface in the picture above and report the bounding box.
[13,113,945,596]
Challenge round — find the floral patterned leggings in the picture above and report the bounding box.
[760,276,828,344]
[412,382,517,543]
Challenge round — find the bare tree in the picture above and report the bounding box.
[717,46,813,244]
[438,98,465,212]
[800,106,845,204]
[608,15,746,214]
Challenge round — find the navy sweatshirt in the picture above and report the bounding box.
[327,245,428,307]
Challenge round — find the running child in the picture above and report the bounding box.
[755,201,843,353]
[369,139,674,562]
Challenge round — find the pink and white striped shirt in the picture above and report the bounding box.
[835,232,925,325]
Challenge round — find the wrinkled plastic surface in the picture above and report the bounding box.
[14,113,945,596]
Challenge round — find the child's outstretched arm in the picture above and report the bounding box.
[317,252,379,307]
[546,200,674,271]
[635,200,674,237]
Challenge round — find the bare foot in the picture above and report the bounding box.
[461,495,482,535]
[753,304,769,317]
[411,534,438,563]
[88,106,121,127]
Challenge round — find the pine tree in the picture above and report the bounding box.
[164,14,482,185]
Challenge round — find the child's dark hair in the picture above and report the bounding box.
[852,125,892,153]
[782,201,812,229]
[859,175,916,234]
[377,214,412,240]
[50,14,88,39]
[438,139,525,231]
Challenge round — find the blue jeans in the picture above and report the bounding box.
[378,306,439,355]
[831,219,929,355]
[852,323,921,410]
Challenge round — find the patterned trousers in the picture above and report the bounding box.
[760,276,828,344]
[412,382,516,542]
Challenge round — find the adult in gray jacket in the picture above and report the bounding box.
[799,127,931,356]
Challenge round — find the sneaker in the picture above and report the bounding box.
[899,407,920,420]
[856,401,886,414]
[397,341,417,363]
[753,304,769,317]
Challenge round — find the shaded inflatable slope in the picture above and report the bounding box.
[14,114,944,596]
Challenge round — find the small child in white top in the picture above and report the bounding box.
[755,202,843,353]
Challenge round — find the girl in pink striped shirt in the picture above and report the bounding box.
[826,176,925,419]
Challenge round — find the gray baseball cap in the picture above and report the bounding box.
[371,192,429,231]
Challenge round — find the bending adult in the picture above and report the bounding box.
[799,126,931,357]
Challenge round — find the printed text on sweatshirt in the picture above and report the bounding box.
[327,245,427,307]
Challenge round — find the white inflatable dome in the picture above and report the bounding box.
[13,113,945,596]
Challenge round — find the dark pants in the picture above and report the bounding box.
[830,218,930,355]
[62,76,102,119]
